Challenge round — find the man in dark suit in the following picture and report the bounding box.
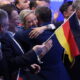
[0,9,52,80]
[68,1,80,80]
[14,7,71,80]
[53,1,74,28]
[53,1,74,76]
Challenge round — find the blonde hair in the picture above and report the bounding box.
[19,9,34,25]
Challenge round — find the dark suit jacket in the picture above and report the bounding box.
[14,29,71,80]
[53,21,63,29]
[1,32,38,80]
[53,17,80,80]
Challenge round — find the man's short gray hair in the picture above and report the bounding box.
[0,9,8,25]
[72,0,80,10]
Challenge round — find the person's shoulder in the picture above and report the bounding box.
[14,29,32,39]
[53,21,63,28]
[24,29,32,34]
[42,29,53,35]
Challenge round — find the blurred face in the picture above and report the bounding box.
[22,2,30,9]
[9,10,21,32]
[36,1,50,8]
[64,5,74,18]
[19,0,30,9]
[11,10,20,26]
[19,0,29,3]
[24,13,38,29]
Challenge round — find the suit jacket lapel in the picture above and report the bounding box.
[6,33,24,55]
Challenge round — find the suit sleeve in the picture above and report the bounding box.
[10,50,38,67]
[2,42,38,71]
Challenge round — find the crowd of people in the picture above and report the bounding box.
[0,0,80,80]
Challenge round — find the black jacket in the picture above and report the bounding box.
[1,32,38,80]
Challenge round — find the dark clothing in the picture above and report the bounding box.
[19,71,44,80]
[0,55,9,80]
[14,27,71,80]
[69,56,80,80]
[53,21,63,29]
[15,6,21,14]
[13,5,21,14]
[1,32,38,80]
[10,3,21,14]
[53,19,80,80]
[0,41,10,80]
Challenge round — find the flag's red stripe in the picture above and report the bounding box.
[63,21,79,56]
[18,77,23,80]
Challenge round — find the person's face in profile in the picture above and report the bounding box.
[19,0,30,9]
[11,10,20,26]
[64,5,74,19]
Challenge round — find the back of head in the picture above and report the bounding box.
[60,1,73,14]
[0,9,8,34]
[0,4,17,19]
[35,6,52,23]
[0,9,8,26]
[72,0,80,10]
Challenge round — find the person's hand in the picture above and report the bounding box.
[30,64,41,74]
[33,40,53,58]
[29,26,47,38]
[53,11,59,21]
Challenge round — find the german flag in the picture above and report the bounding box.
[18,77,23,80]
[54,12,80,62]
[17,69,24,80]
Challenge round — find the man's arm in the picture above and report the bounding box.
[2,39,52,71]
[29,24,56,38]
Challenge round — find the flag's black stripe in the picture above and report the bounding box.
[69,13,80,50]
